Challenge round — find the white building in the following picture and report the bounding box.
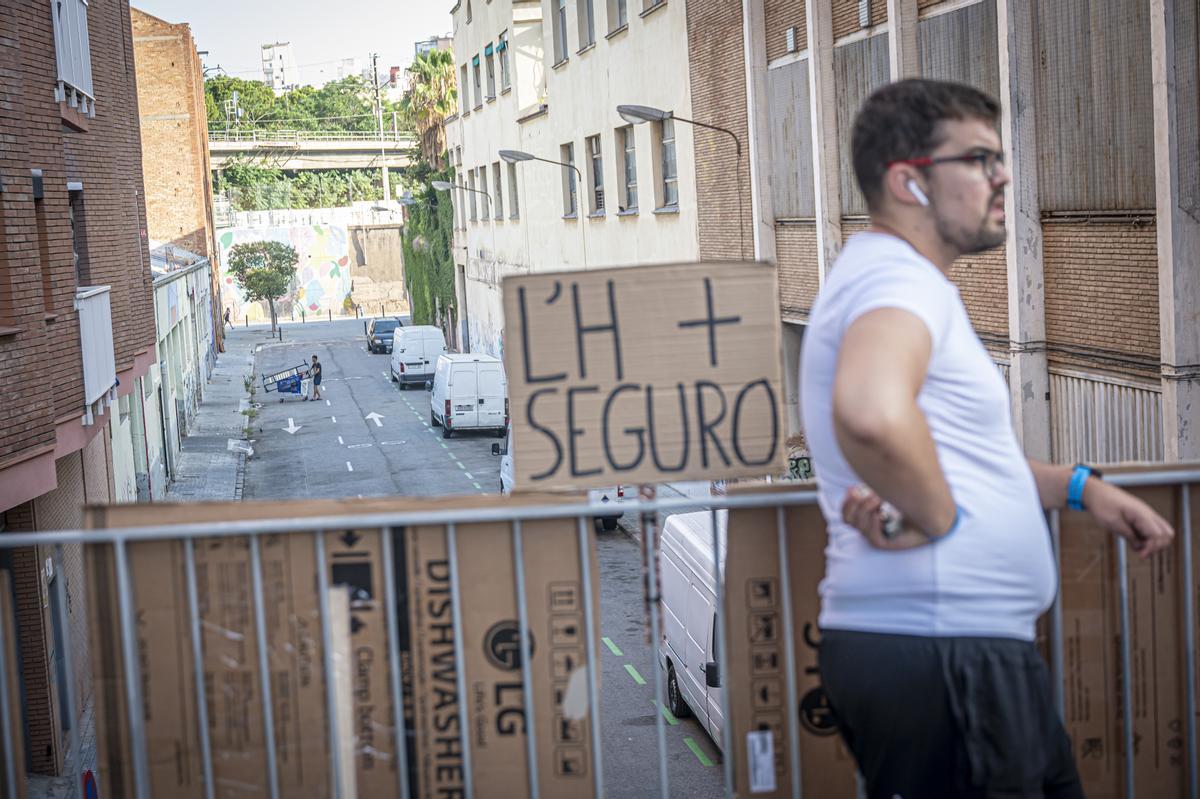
[261,41,299,94]
[445,0,698,357]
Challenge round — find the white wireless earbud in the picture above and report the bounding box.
[907,179,930,207]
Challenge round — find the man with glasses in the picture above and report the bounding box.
[799,79,1174,797]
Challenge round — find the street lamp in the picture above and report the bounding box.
[616,104,749,260]
[499,149,589,270]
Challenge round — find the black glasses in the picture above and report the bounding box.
[889,149,1006,181]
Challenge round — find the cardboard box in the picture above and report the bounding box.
[502,261,785,492]
[723,486,856,798]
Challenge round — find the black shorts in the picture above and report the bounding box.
[819,629,1084,799]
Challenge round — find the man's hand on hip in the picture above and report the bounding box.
[842,486,941,550]
[1081,479,1175,559]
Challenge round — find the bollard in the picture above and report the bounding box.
[302,310,306,324]
[244,317,248,328]
[328,309,332,323]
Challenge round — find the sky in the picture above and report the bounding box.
[133,0,454,86]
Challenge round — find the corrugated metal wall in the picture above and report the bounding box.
[1050,369,1163,463]
[918,0,1000,99]
[767,58,816,219]
[834,33,890,215]
[1033,0,1155,211]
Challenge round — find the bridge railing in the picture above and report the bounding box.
[207,128,415,144]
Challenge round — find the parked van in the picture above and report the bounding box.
[658,510,728,749]
[390,326,447,389]
[429,354,508,438]
[492,429,626,530]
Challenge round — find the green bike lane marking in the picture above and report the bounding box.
[684,737,715,767]
[624,664,646,685]
[601,637,623,656]
[651,699,678,726]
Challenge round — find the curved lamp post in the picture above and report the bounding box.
[616,104,748,260]
[499,149,589,270]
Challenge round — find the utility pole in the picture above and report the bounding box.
[372,53,391,202]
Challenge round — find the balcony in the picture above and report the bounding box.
[74,285,116,425]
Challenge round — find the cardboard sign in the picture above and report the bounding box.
[502,261,784,491]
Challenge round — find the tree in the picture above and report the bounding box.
[227,241,299,331]
[400,50,457,164]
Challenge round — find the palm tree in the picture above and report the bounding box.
[401,50,457,164]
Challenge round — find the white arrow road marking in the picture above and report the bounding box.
[326,400,331,406]
[348,443,373,449]
[380,440,406,446]
[338,436,344,445]
[365,412,384,427]
[346,461,354,472]
[283,418,302,435]
[331,416,337,423]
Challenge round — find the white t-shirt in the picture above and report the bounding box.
[799,231,1056,641]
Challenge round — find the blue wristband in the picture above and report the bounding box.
[1067,464,1093,511]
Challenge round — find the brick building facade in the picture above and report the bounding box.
[686,0,1199,463]
[131,8,224,355]
[0,0,159,776]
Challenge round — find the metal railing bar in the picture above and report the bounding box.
[511,521,540,799]
[710,508,734,798]
[0,491,834,549]
[0,569,18,799]
[576,516,605,798]
[1049,511,1066,721]
[641,498,671,799]
[249,535,281,799]
[183,539,216,799]
[1116,537,1134,799]
[1181,486,1198,799]
[52,545,83,799]
[380,528,413,799]
[115,539,152,799]
[314,532,345,799]
[776,507,803,799]
[446,523,475,799]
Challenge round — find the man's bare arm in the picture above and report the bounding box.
[833,308,958,543]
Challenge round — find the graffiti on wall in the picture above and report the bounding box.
[218,225,352,321]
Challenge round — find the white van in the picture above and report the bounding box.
[429,354,508,438]
[492,429,626,531]
[658,510,727,749]
[390,326,447,389]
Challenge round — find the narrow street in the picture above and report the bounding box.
[243,318,726,796]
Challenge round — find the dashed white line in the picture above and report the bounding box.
[464,472,474,480]
[472,482,482,490]
[338,436,344,445]
[348,443,373,450]
[456,462,466,471]
[326,400,331,406]
[331,416,337,423]
[346,461,354,472]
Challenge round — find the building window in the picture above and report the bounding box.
[50,0,95,115]
[656,117,678,209]
[608,0,628,30]
[485,45,496,100]
[460,64,469,114]
[472,56,483,108]
[468,169,478,222]
[586,135,604,214]
[642,0,665,12]
[577,0,595,48]
[617,125,638,212]
[553,0,569,63]
[492,162,504,219]
[498,31,511,91]
[68,190,90,285]
[478,167,490,218]
[561,142,577,217]
[507,161,520,219]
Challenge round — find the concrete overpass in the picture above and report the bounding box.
[208,130,418,171]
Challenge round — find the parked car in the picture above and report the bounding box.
[492,429,627,531]
[428,354,508,438]
[390,326,447,389]
[365,317,403,354]
[658,509,728,749]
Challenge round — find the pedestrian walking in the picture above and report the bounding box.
[308,354,322,401]
[799,79,1174,798]
[223,307,232,330]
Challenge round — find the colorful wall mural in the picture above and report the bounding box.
[218,224,352,322]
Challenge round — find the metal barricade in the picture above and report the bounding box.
[0,471,1195,799]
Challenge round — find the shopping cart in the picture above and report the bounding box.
[262,364,311,401]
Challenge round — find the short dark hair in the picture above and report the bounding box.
[851,79,1000,210]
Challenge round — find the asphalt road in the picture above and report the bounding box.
[243,318,724,797]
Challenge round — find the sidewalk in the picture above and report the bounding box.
[165,326,260,502]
